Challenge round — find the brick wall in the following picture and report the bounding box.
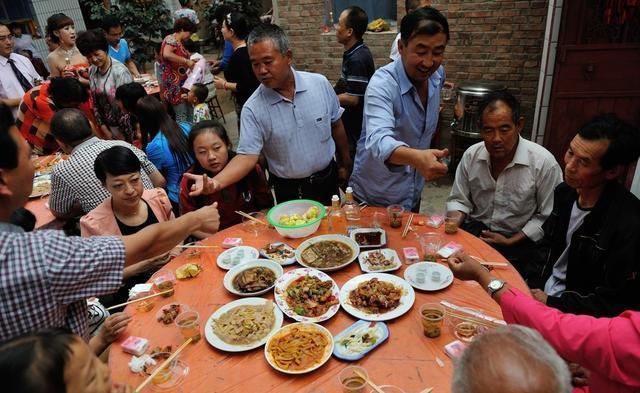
[276,0,548,137]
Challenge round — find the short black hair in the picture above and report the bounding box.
[94,145,141,183]
[174,17,197,33]
[577,114,640,170]
[76,29,109,56]
[46,13,74,44]
[477,90,521,127]
[49,77,89,108]
[400,6,449,44]
[189,119,232,154]
[101,14,121,32]
[9,208,36,232]
[0,103,18,170]
[344,6,368,41]
[190,83,208,104]
[0,328,76,393]
[50,108,93,145]
[115,82,148,113]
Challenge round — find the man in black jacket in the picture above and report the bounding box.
[531,114,640,317]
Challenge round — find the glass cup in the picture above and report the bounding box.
[175,310,201,343]
[444,211,462,234]
[371,386,406,393]
[151,269,176,298]
[441,85,454,102]
[386,205,405,229]
[417,232,442,261]
[339,366,368,393]
[242,211,266,237]
[371,212,386,229]
[420,303,445,338]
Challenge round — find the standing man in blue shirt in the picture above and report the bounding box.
[349,7,450,211]
[186,24,351,205]
[102,15,140,78]
[334,6,374,161]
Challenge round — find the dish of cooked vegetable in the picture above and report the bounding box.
[233,267,277,293]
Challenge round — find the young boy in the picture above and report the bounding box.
[189,83,211,123]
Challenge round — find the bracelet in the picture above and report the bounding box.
[223,81,228,90]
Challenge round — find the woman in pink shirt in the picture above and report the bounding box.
[447,254,640,393]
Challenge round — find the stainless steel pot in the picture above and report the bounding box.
[451,81,507,137]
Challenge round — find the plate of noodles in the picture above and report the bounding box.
[264,322,333,374]
[273,268,340,323]
[205,297,283,352]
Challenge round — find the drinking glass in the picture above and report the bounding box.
[175,310,201,343]
[417,232,442,261]
[339,366,368,393]
[242,212,266,237]
[420,303,445,338]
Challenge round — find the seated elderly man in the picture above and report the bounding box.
[16,77,96,155]
[452,326,571,393]
[447,91,562,280]
[0,103,219,354]
[48,108,165,217]
[532,114,640,317]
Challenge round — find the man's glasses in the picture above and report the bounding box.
[0,34,14,42]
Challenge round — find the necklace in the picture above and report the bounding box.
[60,45,76,65]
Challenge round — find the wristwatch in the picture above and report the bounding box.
[487,279,505,297]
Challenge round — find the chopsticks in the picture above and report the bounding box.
[480,261,509,267]
[235,210,269,226]
[105,289,173,311]
[358,201,368,212]
[175,244,220,249]
[354,370,385,393]
[134,337,193,393]
[444,310,503,329]
[401,213,415,239]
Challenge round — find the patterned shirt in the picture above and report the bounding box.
[49,137,157,215]
[192,103,211,123]
[89,58,132,132]
[0,223,125,342]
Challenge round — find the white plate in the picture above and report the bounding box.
[264,322,333,374]
[216,246,260,270]
[350,228,386,249]
[358,248,401,273]
[273,268,340,323]
[404,262,454,291]
[223,259,283,296]
[30,175,51,198]
[340,273,415,322]
[259,242,297,266]
[295,234,359,272]
[204,297,283,352]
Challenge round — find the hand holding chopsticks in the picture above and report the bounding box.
[235,210,270,226]
[134,337,193,393]
[106,289,173,311]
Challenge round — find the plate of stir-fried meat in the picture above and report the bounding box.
[274,268,340,323]
[339,274,415,321]
[295,235,359,271]
[224,260,284,296]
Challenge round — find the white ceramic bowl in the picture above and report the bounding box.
[267,199,325,239]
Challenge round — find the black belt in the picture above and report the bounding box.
[270,160,335,186]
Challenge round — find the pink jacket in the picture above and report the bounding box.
[80,188,174,237]
[500,288,640,393]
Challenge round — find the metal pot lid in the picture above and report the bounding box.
[457,80,506,93]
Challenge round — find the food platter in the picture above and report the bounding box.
[264,322,333,374]
[273,268,340,323]
[204,297,283,352]
[404,262,454,291]
[155,303,190,326]
[30,175,51,198]
[339,273,415,322]
[216,246,260,270]
[295,234,359,272]
[223,259,283,296]
[259,242,296,266]
[333,320,389,361]
[350,228,386,249]
[358,248,401,273]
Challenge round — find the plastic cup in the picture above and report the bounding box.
[370,386,406,393]
[387,205,405,229]
[420,303,445,338]
[242,211,266,237]
[371,212,386,229]
[339,366,368,393]
[175,310,201,343]
[441,86,454,102]
[151,270,176,298]
[444,211,462,234]
[417,232,442,261]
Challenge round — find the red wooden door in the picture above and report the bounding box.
[544,0,640,162]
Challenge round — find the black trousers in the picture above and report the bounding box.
[269,160,339,206]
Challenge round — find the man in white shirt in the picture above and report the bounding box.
[389,0,431,61]
[0,23,41,117]
[447,91,562,279]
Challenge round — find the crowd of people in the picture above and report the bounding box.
[0,1,639,392]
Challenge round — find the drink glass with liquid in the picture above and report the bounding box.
[339,366,368,393]
[175,310,201,343]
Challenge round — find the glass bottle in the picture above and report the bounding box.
[343,187,361,223]
[328,195,347,235]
